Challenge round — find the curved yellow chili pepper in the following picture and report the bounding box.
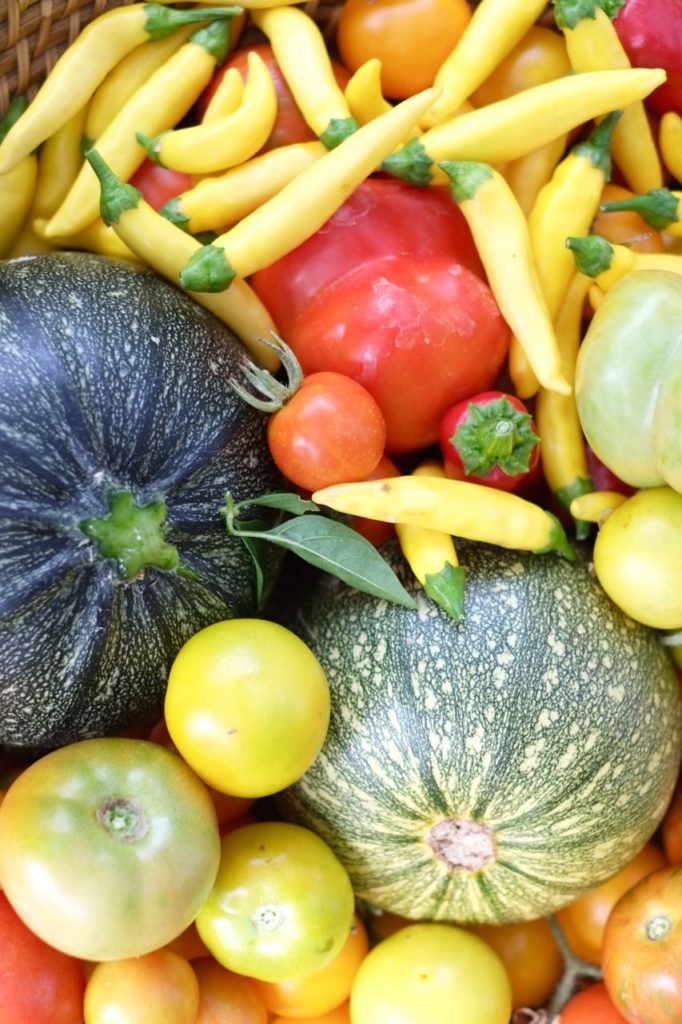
[201,65,244,122]
[381,68,666,187]
[85,26,195,142]
[344,59,392,126]
[566,234,682,290]
[32,105,89,220]
[86,149,282,371]
[587,283,605,311]
[0,5,241,174]
[137,50,277,174]
[508,338,540,401]
[505,135,569,217]
[395,461,465,623]
[423,0,548,128]
[440,160,570,397]
[660,112,682,183]
[159,141,325,234]
[0,99,38,258]
[45,19,237,240]
[312,476,575,560]
[528,111,620,322]
[177,86,440,292]
[32,217,140,264]
[599,187,682,240]
[554,0,662,195]
[535,273,593,540]
[569,490,627,525]
[251,6,357,149]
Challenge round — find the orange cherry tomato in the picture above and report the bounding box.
[271,1005,350,1024]
[602,866,682,1024]
[336,0,471,99]
[193,958,268,1024]
[472,25,571,106]
[555,842,667,965]
[470,918,563,1010]
[255,914,368,1018]
[350,455,401,547]
[560,983,628,1023]
[662,783,682,864]
[83,950,199,1024]
[592,183,666,254]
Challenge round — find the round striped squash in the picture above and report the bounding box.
[278,541,682,923]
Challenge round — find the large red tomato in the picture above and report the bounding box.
[602,866,682,1024]
[250,176,484,340]
[284,253,509,454]
[129,161,193,212]
[613,0,682,117]
[560,983,628,1023]
[197,42,351,149]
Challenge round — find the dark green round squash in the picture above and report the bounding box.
[278,541,682,924]
[0,252,281,751]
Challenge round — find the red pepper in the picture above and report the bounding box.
[439,390,540,493]
[613,0,682,117]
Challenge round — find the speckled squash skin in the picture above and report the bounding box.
[0,252,281,752]
[279,541,682,924]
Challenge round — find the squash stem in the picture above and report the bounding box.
[545,914,602,1021]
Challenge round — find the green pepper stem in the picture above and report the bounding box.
[381,136,434,187]
[319,116,359,150]
[439,160,494,204]
[85,149,141,226]
[573,110,622,178]
[0,96,28,144]
[565,234,614,277]
[143,3,243,42]
[179,243,236,292]
[600,187,680,231]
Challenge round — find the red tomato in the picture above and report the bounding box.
[197,43,351,149]
[350,454,401,547]
[285,254,509,454]
[613,0,682,117]
[129,160,193,212]
[193,958,268,1024]
[560,983,628,1023]
[267,372,386,491]
[602,866,682,1023]
[250,177,484,340]
[0,892,84,1024]
[439,391,540,492]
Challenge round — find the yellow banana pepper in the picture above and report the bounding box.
[0,5,241,174]
[86,149,282,372]
[201,65,244,122]
[312,476,575,560]
[32,105,89,220]
[0,99,38,258]
[569,490,627,525]
[660,112,682,183]
[136,50,277,174]
[159,141,325,235]
[599,187,682,240]
[251,6,357,148]
[554,0,662,194]
[440,160,570,396]
[32,217,140,264]
[535,273,593,539]
[505,135,569,217]
[382,68,666,186]
[566,234,682,290]
[395,462,465,623]
[344,59,393,126]
[45,19,237,240]
[177,86,440,292]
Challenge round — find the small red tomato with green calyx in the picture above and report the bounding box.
[231,338,386,493]
[439,391,540,492]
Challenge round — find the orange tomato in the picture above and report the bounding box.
[602,866,682,1024]
[472,25,571,106]
[193,958,268,1024]
[84,950,199,1024]
[560,983,628,1023]
[270,1004,350,1024]
[555,842,667,965]
[165,923,211,962]
[470,918,562,1010]
[592,183,666,254]
[662,784,682,864]
[336,0,471,99]
[255,914,368,1018]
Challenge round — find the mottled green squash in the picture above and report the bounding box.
[278,541,682,924]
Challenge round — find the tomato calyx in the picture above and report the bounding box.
[96,797,150,842]
[450,395,539,478]
[229,334,303,413]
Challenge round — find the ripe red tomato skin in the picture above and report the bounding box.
[250,177,484,340]
[267,371,387,492]
[560,983,628,1023]
[439,391,540,492]
[613,0,682,116]
[602,866,682,1024]
[197,42,351,149]
[0,892,84,1024]
[286,254,509,455]
[129,160,193,211]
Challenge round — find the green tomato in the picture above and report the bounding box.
[593,487,682,629]
[350,923,512,1024]
[195,821,355,983]
[0,738,221,961]
[575,270,682,492]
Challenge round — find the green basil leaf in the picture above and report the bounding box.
[235,492,319,516]
[240,534,268,607]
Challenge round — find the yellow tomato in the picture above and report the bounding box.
[350,923,512,1024]
[165,619,330,797]
[593,488,682,629]
[469,918,562,1010]
[255,914,368,1017]
[84,950,198,1024]
[336,0,471,99]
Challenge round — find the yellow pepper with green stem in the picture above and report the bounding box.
[599,187,682,240]
[566,234,682,290]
